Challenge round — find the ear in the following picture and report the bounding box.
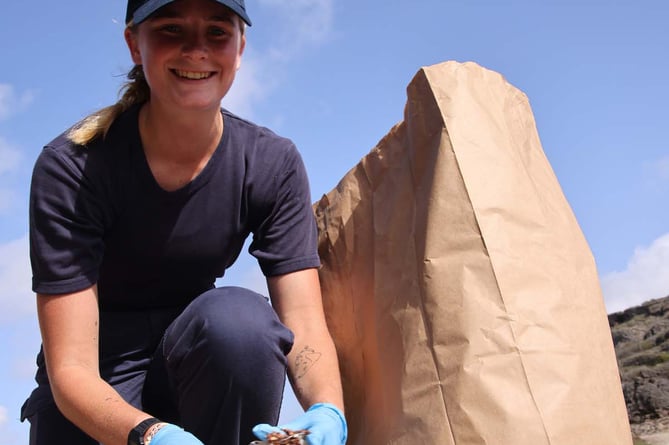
[235,34,246,71]
[124,27,143,65]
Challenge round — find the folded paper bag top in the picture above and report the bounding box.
[314,61,632,445]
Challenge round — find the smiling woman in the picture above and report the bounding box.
[21,1,347,445]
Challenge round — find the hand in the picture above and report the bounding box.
[149,424,204,445]
[253,403,347,445]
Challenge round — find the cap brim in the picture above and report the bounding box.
[132,0,252,26]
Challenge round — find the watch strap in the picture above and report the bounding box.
[128,417,162,445]
[144,421,168,445]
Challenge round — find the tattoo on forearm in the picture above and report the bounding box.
[294,345,322,379]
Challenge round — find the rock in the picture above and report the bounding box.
[610,295,669,438]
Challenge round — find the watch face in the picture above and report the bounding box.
[128,427,144,445]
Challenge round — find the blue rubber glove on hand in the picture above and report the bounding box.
[253,403,347,445]
[150,424,204,445]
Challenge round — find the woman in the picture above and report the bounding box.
[21,1,347,444]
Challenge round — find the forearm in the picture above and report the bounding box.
[259,270,347,445]
[267,269,344,413]
[49,364,150,445]
[37,289,151,445]
[287,326,344,412]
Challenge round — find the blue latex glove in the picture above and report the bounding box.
[150,424,204,445]
[253,403,347,445]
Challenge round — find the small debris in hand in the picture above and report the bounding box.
[250,429,309,445]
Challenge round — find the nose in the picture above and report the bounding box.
[181,29,208,59]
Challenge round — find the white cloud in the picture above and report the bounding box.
[0,403,24,445]
[0,189,15,214]
[222,52,275,118]
[0,84,35,121]
[641,155,669,189]
[0,236,34,324]
[259,0,334,54]
[653,155,669,181]
[601,233,669,313]
[222,0,334,117]
[0,136,20,215]
[0,137,21,175]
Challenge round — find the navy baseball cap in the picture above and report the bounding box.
[126,0,252,26]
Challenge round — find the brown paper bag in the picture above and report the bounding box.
[314,61,632,445]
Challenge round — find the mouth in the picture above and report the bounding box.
[171,69,215,80]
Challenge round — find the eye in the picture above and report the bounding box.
[208,26,229,37]
[160,24,182,34]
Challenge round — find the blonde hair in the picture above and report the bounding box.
[67,64,150,146]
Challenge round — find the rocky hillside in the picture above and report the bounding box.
[609,295,669,441]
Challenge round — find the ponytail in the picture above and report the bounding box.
[67,65,149,146]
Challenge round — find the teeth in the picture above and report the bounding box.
[174,70,212,80]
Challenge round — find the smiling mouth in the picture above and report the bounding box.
[172,69,214,80]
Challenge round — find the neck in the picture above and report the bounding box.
[139,101,223,162]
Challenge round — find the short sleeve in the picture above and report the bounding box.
[248,143,320,276]
[29,146,106,294]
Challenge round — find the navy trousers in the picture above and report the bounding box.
[24,287,294,445]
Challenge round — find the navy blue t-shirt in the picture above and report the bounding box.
[29,104,320,310]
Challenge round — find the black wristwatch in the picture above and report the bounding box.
[128,417,161,445]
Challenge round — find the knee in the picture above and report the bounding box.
[163,287,294,370]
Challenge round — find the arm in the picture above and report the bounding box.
[37,285,151,445]
[30,146,202,445]
[267,268,344,412]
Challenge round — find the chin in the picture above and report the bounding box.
[172,97,224,112]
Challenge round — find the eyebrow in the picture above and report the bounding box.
[209,14,235,24]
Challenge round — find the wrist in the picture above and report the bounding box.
[128,417,162,445]
[144,422,169,445]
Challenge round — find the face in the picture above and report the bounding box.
[124,0,246,112]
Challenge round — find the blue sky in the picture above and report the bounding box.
[1,0,668,443]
